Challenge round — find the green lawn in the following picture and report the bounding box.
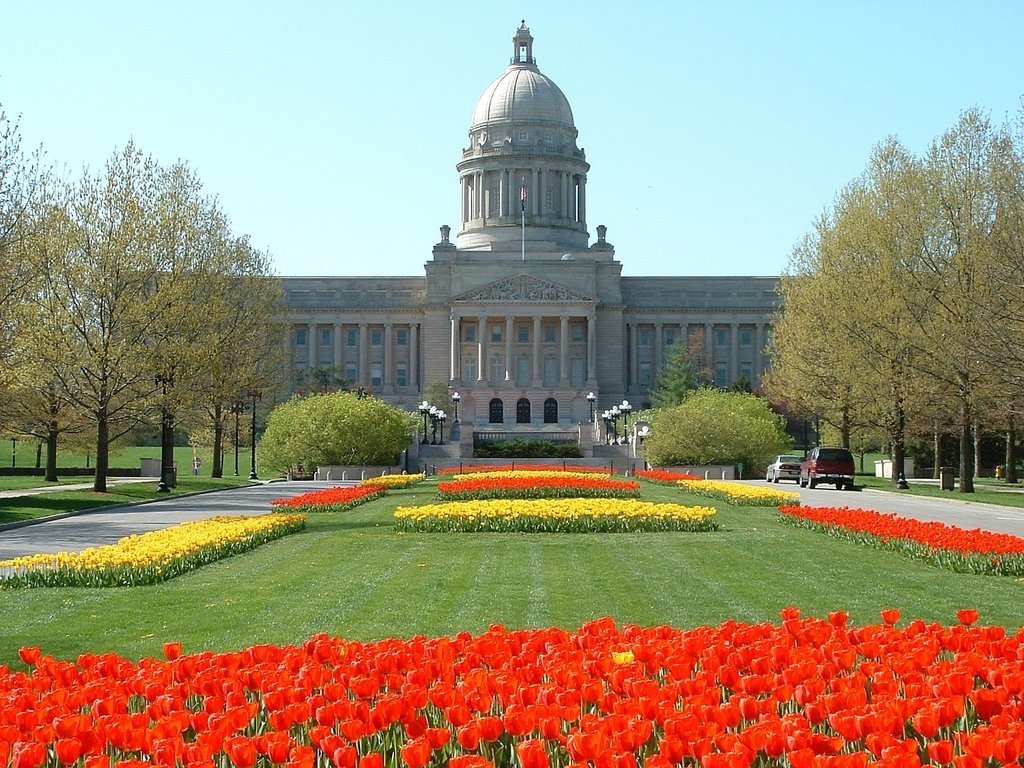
[1,480,1021,667]
[0,476,256,525]
[1,443,255,475]
[858,475,1024,507]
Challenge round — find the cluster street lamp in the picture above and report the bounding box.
[620,400,632,435]
[155,367,176,493]
[231,400,245,476]
[586,391,596,422]
[248,389,262,481]
[450,391,461,422]
[418,401,431,444]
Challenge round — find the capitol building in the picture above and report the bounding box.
[281,23,778,436]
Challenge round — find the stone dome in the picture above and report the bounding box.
[469,22,575,133]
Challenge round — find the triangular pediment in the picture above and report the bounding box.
[452,273,594,303]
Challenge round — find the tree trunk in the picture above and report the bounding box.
[958,400,974,493]
[892,403,907,487]
[932,429,941,479]
[35,443,42,469]
[93,412,109,493]
[212,404,224,478]
[1006,418,1018,484]
[973,417,983,478]
[44,422,59,483]
[840,407,850,449]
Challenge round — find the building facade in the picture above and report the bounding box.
[282,23,779,428]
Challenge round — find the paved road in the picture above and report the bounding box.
[1,478,1022,562]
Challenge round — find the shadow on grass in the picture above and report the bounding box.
[0,494,122,524]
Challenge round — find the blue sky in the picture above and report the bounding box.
[2,1,1022,278]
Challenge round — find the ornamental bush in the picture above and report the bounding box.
[643,388,792,470]
[258,392,416,474]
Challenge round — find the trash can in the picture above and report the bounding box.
[939,466,955,491]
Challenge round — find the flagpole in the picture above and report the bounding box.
[520,179,526,261]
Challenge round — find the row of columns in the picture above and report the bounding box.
[625,321,769,387]
[300,322,419,390]
[449,311,596,387]
[462,168,585,223]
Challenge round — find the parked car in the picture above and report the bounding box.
[799,447,855,490]
[766,454,803,483]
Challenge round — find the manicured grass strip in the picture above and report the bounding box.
[395,498,717,532]
[270,485,386,513]
[0,514,307,588]
[2,481,1024,666]
[679,478,801,507]
[779,504,1024,576]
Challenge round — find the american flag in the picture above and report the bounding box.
[520,186,527,211]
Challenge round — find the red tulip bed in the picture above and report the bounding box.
[270,487,387,514]
[778,505,1024,577]
[4,610,1023,768]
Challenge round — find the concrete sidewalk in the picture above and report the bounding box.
[0,477,155,499]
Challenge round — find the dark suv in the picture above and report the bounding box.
[799,447,855,490]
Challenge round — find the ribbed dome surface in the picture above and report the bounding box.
[470,65,575,130]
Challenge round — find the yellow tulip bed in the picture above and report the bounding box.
[360,473,425,488]
[446,469,612,482]
[678,478,800,507]
[0,514,307,588]
[394,498,717,533]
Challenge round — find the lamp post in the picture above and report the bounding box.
[429,406,439,444]
[418,401,431,444]
[248,389,261,480]
[451,392,461,423]
[601,410,611,443]
[620,400,632,435]
[586,392,596,422]
[609,406,621,443]
[436,410,447,445]
[156,368,176,493]
[232,401,244,476]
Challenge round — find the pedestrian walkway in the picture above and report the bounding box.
[0,477,155,499]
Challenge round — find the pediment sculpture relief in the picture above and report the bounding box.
[454,274,593,303]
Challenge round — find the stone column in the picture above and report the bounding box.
[383,323,392,386]
[629,323,639,389]
[578,175,586,224]
[505,315,514,381]
[307,322,317,368]
[755,322,765,383]
[410,323,419,391]
[587,310,597,383]
[705,322,714,365]
[560,315,569,385]
[561,172,568,220]
[333,322,342,368]
[731,322,739,382]
[654,322,663,380]
[358,323,368,386]
[477,316,486,382]
[533,315,542,386]
[540,168,547,215]
[449,313,458,382]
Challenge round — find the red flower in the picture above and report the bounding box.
[400,739,431,768]
[880,608,901,626]
[517,739,550,768]
[956,609,979,626]
[17,646,41,666]
[162,641,183,660]
[927,740,955,764]
[224,736,258,768]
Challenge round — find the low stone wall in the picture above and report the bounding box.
[312,465,402,482]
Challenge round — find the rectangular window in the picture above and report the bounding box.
[370,329,383,347]
[638,328,652,347]
[739,362,752,384]
[545,187,554,214]
[571,323,584,342]
[345,363,358,382]
[370,362,383,387]
[346,329,358,347]
[396,328,408,346]
[463,324,476,343]
[544,323,557,343]
[319,328,332,347]
[396,363,408,388]
[490,324,502,343]
[639,362,652,387]
[714,362,728,388]
[516,356,531,386]
[464,358,477,382]
[740,328,753,347]
[543,356,558,387]
[295,328,308,347]
[570,357,586,387]
[489,355,504,385]
[490,185,500,216]
[715,328,728,348]
[664,328,677,348]
[517,323,530,343]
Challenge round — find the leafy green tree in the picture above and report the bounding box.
[651,340,706,407]
[259,391,416,474]
[643,389,793,470]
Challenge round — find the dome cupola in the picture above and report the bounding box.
[456,22,590,252]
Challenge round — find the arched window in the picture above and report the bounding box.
[543,398,558,424]
[489,398,504,424]
[516,398,531,424]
